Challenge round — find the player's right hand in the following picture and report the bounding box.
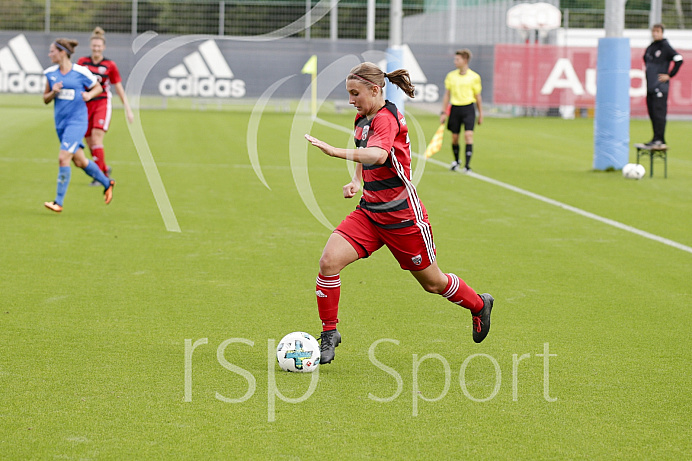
[343,181,360,199]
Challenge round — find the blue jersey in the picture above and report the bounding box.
[43,64,98,129]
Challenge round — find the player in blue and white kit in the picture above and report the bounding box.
[43,38,115,213]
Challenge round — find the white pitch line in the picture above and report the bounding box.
[314,116,353,134]
[423,155,692,255]
[313,117,691,255]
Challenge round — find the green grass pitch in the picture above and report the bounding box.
[1,98,691,459]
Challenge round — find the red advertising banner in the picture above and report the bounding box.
[493,44,692,116]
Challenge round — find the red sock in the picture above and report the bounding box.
[316,273,340,331]
[442,273,483,313]
[90,145,107,174]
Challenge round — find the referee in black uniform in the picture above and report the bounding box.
[643,24,683,147]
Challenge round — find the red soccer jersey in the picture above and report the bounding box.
[354,101,427,228]
[76,56,122,101]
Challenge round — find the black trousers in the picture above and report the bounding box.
[646,91,668,143]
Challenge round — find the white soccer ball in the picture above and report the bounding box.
[276,332,320,373]
[622,163,645,180]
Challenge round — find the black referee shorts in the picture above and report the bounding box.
[447,103,476,134]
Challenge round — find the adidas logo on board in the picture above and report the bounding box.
[378,44,439,102]
[0,34,44,94]
[158,40,245,98]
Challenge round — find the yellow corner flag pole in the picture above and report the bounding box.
[302,55,317,118]
[425,123,446,158]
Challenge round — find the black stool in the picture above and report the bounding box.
[635,143,668,178]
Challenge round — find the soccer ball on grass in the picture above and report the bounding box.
[622,163,645,180]
[276,331,320,373]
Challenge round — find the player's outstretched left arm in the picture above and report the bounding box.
[305,134,387,165]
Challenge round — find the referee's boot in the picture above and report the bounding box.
[319,329,341,364]
[472,293,494,343]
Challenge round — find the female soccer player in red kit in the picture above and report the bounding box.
[305,62,494,364]
[77,27,134,181]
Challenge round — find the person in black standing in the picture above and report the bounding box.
[643,24,683,147]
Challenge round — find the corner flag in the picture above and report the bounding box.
[302,55,317,75]
[425,123,446,158]
[302,55,317,118]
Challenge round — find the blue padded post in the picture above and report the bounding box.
[386,46,405,114]
[593,37,630,170]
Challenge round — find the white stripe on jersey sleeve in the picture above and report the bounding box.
[72,63,98,86]
[43,64,59,75]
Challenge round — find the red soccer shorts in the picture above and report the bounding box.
[334,207,437,271]
[85,98,112,137]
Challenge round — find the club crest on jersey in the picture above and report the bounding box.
[361,125,369,140]
[411,254,422,266]
[655,50,661,58]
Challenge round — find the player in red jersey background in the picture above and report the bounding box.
[77,27,134,182]
[305,62,495,364]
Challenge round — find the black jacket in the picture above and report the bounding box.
[643,38,683,94]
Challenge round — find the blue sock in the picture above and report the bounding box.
[83,160,110,188]
[55,166,71,206]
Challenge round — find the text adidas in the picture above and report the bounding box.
[0,70,43,94]
[158,75,246,98]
